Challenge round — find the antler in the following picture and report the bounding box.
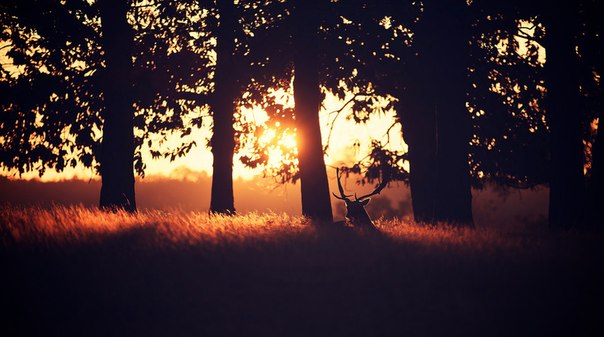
[332,168,353,201]
[355,172,389,201]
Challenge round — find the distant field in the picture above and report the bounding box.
[1,206,603,337]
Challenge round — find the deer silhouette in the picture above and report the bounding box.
[332,168,388,231]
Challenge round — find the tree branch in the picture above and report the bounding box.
[324,90,376,152]
[514,32,541,44]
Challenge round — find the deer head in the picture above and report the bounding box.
[332,168,388,230]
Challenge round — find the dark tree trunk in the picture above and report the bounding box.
[588,121,603,227]
[401,0,473,226]
[98,0,136,212]
[542,4,586,229]
[209,0,237,214]
[585,1,604,228]
[397,87,437,223]
[293,0,333,222]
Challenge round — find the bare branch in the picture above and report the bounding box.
[382,120,398,145]
[323,90,376,152]
[514,32,540,44]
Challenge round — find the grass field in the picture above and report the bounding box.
[1,205,603,337]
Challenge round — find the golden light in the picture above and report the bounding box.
[257,126,299,175]
[278,129,297,150]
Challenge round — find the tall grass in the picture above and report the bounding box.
[1,205,603,337]
[0,204,584,251]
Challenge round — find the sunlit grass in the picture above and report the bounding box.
[1,205,308,248]
[1,205,595,256]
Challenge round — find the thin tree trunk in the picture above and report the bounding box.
[98,0,136,212]
[210,0,237,214]
[293,0,333,222]
[543,4,586,229]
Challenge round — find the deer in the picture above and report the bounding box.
[332,168,389,232]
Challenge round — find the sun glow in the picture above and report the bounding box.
[258,126,299,176]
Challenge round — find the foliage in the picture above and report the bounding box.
[235,0,417,184]
[0,0,217,177]
[576,0,603,180]
[1,0,601,196]
[0,0,104,176]
[467,10,549,188]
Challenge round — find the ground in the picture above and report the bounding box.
[1,206,603,337]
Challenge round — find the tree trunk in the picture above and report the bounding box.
[397,87,437,223]
[543,4,586,229]
[402,0,473,226]
[585,0,604,228]
[293,0,333,222]
[98,0,136,212]
[588,121,603,227]
[210,0,237,214]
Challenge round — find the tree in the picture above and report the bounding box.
[97,0,137,211]
[0,0,110,203]
[209,0,238,214]
[468,6,549,190]
[0,0,208,212]
[579,0,604,227]
[412,1,474,225]
[237,0,395,223]
[143,0,296,215]
[541,2,586,229]
[291,0,333,222]
[342,1,473,225]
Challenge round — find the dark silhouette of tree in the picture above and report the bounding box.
[209,0,238,214]
[97,0,136,211]
[237,0,397,222]
[468,7,549,189]
[238,0,335,221]
[333,1,472,225]
[580,0,604,227]
[0,1,208,211]
[145,0,296,215]
[408,1,473,225]
[0,0,101,177]
[291,0,332,222]
[540,2,586,229]
[590,122,603,226]
[468,0,602,229]
[237,0,475,225]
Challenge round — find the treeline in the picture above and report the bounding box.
[0,0,602,229]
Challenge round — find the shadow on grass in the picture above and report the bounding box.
[2,208,603,337]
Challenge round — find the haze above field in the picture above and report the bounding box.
[0,172,548,229]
